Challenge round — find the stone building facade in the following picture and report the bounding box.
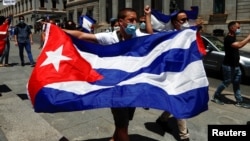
[0,0,67,28]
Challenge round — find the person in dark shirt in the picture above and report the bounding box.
[14,15,35,67]
[212,21,250,108]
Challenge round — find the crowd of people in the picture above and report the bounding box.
[1,4,250,141]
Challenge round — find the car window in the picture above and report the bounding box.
[202,38,209,49]
[205,36,224,51]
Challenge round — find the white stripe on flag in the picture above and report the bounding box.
[78,29,196,72]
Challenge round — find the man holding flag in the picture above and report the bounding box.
[64,5,152,141]
[147,7,205,141]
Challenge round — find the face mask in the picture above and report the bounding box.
[125,23,137,35]
[113,26,120,31]
[180,22,190,30]
[236,29,241,35]
[140,22,146,30]
[19,20,24,23]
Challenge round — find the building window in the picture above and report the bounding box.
[213,0,225,14]
[52,0,57,9]
[63,0,67,9]
[132,0,144,18]
[169,0,184,14]
[29,0,32,9]
[68,11,74,21]
[77,9,83,24]
[151,0,162,12]
[40,0,45,8]
[86,6,93,17]
[118,0,125,11]
[106,0,112,23]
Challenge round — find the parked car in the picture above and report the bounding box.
[201,33,250,82]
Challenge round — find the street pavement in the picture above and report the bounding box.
[0,33,250,141]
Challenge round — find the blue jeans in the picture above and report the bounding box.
[18,42,35,64]
[214,65,243,102]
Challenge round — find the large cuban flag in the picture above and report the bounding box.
[27,24,209,119]
[151,6,199,32]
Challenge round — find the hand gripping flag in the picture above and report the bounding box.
[151,6,199,32]
[79,15,96,33]
[27,24,209,119]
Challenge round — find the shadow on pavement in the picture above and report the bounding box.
[219,93,250,104]
[0,84,12,93]
[83,134,158,141]
[144,117,180,141]
[17,93,29,100]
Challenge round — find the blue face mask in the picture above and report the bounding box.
[236,29,241,35]
[140,22,146,30]
[125,23,137,35]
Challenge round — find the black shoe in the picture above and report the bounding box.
[180,138,190,141]
[21,62,25,66]
[211,95,224,105]
[247,121,250,125]
[235,102,250,109]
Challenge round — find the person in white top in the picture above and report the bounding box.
[64,5,152,141]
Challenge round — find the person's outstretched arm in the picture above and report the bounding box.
[63,29,98,43]
[232,34,250,48]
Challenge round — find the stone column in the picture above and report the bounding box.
[126,0,132,7]
[144,0,151,6]
[112,0,118,18]
[163,0,170,14]
[98,0,106,22]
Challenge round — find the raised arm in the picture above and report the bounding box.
[144,5,153,34]
[232,34,250,49]
[63,29,98,43]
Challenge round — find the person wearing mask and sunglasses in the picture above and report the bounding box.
[135,15,153,36]
[145,10,195,141]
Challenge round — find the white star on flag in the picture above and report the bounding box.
[41,45,72,71]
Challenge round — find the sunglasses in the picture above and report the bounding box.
[139,21,145,23]
[179,18,188,23]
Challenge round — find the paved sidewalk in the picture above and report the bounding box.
[0,38,250,141]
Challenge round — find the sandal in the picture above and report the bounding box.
[0,64,4,67]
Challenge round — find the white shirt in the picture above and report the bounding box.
[95,30,149,45]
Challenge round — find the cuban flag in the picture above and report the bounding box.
[79,15,96,33]
[151,6,199,32]
[27,24,209,119]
